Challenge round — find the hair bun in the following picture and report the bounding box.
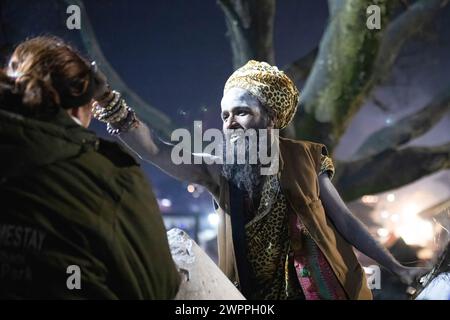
[2,36,96,115]
[57,71,95,109]
[15,73,60,110]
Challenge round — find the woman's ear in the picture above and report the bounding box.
[67,101,93,128]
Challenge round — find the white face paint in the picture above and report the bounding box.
[220,87,272,133]
[220,88,279,195]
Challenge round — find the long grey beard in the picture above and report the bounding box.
[221,137,262,199]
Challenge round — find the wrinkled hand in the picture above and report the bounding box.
[90,61,110,101]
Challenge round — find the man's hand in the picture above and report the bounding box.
[394,265,431,286]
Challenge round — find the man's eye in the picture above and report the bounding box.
[237,111,248,116]
[222,115,229,121]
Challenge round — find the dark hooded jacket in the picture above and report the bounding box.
[0,106,180,299]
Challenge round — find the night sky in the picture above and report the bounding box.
[1,0,449,220]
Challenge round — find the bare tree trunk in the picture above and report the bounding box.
[334,142,450,201]
[354,87,450,159]
[218,0,276,68]
[296,0,447,150]
[297,0,399,148]
[283,47,318,85]
[369,0,450,88]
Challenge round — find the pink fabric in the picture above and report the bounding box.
[289,213,347,300]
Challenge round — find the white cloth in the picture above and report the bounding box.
[416,273,450,300]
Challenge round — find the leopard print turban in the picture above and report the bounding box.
[224,60,300,129]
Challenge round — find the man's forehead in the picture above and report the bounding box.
[221,87,261,111]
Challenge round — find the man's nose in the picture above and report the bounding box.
[225,116,240,130]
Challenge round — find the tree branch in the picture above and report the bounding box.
[295,0,399,148]
[217,0,276,68]
[217,0,245,32]
[327,0,345,17]
[334,142,450,201]
[66,0,176,138]
[283,47,318,84]
[371,92,391,112]
[217,0,253,69]
[295,0,447,150]
[369,0,449,88]
[354,86,450,159]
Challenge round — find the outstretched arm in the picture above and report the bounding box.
[118,121,221,193]
[318,173,428,285]
[89,67,221,193]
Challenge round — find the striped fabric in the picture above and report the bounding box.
[290,212,347,300]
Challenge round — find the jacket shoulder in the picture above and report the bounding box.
[279,137,326,155]
[96,138,140,168]
[279,137,328,174]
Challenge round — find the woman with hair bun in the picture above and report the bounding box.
[1,36,107,123]
[0,36,180,299]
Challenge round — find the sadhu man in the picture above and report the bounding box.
[93,60,427,300]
